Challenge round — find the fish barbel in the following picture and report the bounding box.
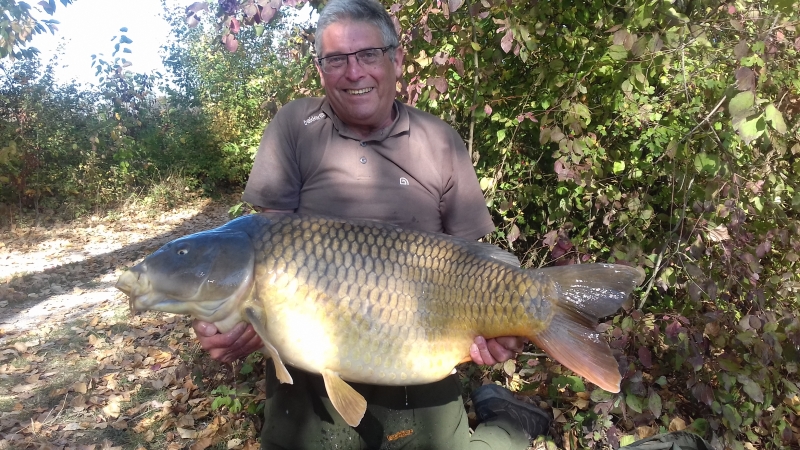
[116,213,643,426]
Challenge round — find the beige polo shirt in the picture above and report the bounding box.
[242,97,495,240]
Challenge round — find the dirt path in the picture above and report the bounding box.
[0,199,229,338]
[0,198,264,449]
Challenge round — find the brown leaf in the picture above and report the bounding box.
[11,383,35,393]
[501,29,514,53]
[734,40,749,58]
[190,438,214,450]
[735,67,755,91]
[707,224,730,242]
[63,422,84,431]
[448,0,464,12]
[177,427,200,439]
[70,394,87,409]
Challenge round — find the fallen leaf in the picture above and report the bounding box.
[668,416,687,432]
[103,399,121,418]
[177,427,200,439]
[11,383,35,393]
[190,438,213,450]
[636,425,658,439]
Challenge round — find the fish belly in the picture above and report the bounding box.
[249,215,549,386]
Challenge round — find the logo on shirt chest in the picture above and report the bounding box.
[303,112,327,126]
[399,177,409,186]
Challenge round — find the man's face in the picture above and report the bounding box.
[316,20,403,134]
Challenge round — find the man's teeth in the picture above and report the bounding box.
[347,88,372,95]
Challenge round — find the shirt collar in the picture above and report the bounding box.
[321,99,409,143]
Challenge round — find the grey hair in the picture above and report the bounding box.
[314,0,400,60]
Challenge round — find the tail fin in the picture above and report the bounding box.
[528,264,644,393]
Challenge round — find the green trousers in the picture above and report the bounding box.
[260,365,530,450]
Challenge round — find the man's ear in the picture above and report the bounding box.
[392,46,404,79]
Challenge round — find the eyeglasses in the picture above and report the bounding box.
[316,46,395,74]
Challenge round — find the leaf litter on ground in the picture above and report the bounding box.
[1,197,262,449]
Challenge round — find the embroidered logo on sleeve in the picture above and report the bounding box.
[303,112,327,126]
[399,177,409,185]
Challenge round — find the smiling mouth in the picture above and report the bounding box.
[347,87,373,95]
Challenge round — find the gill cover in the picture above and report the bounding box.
[122,228,255,321]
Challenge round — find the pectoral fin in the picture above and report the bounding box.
[321,369,367,427]
[244,305,293,385]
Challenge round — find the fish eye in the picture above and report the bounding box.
[177,249,189,255]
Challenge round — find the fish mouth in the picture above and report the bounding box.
[116,269,161,315]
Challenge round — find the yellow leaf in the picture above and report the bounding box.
[103,399,121,418]
[636,425,658,439]
[571,398,590,410]
[668,416,686,432]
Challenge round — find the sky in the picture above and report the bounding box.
[32,0,201,86]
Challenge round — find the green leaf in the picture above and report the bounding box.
[737,375,764,403]
[553,376,585,392]
[693,152,720,175]
[728,91,755,119]
[733,114,765,145]
[648,391,662,418]
[607,44,628,61]
[613,160,625,174]
[211,396,231,410]
[764,104,787,134]
[590,389,614,402]
[620,435,637,447]
[470,42,482,51]
[497,129,507,143]
[626,394,644,413]
[722,403,743,429]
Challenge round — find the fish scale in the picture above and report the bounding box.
[117,212,644,427]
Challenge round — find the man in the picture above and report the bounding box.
[193,0,551,448]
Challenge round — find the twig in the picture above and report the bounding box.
[638,177,694,309]
[467,0,479,160]
[680,95,728,144]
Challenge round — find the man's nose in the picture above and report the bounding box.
[344,54,367,79]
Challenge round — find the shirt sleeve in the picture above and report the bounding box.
[440,130,496,240]
[242,105,302,211]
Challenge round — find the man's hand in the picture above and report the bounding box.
[192,320,263,363]
[469,336,526,365]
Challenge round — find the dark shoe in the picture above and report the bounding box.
[471,384,552,439]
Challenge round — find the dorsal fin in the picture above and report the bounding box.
[464,240,521,267]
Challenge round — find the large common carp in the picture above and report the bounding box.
[116,213,643,427]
